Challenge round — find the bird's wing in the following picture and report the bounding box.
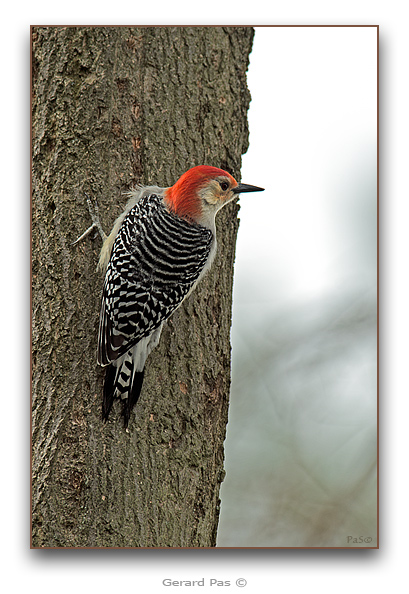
[97,194,213,366]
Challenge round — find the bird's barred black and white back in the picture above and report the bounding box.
[98,192,213,426]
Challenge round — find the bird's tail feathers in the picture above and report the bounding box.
[101,325,163,427]
[102,352,145,428]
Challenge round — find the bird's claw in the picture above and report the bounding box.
[72,193,107,245]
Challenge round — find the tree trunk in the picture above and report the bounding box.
[31,25,254,548]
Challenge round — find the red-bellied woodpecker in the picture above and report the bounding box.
[85,165,264,427]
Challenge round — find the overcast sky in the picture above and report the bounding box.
[237,26,377,315]
[220,26,378,548]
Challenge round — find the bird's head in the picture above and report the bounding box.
[164,165,264,227]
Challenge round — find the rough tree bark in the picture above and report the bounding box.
[31,25,254,548]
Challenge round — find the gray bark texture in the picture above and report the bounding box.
[31,25,254,548]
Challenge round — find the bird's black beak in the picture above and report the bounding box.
[232,183,265,194]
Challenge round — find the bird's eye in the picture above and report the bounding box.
[219,181,229,192]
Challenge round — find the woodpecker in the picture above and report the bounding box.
[93,165,264,427]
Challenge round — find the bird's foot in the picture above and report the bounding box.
[72,193,107,245]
